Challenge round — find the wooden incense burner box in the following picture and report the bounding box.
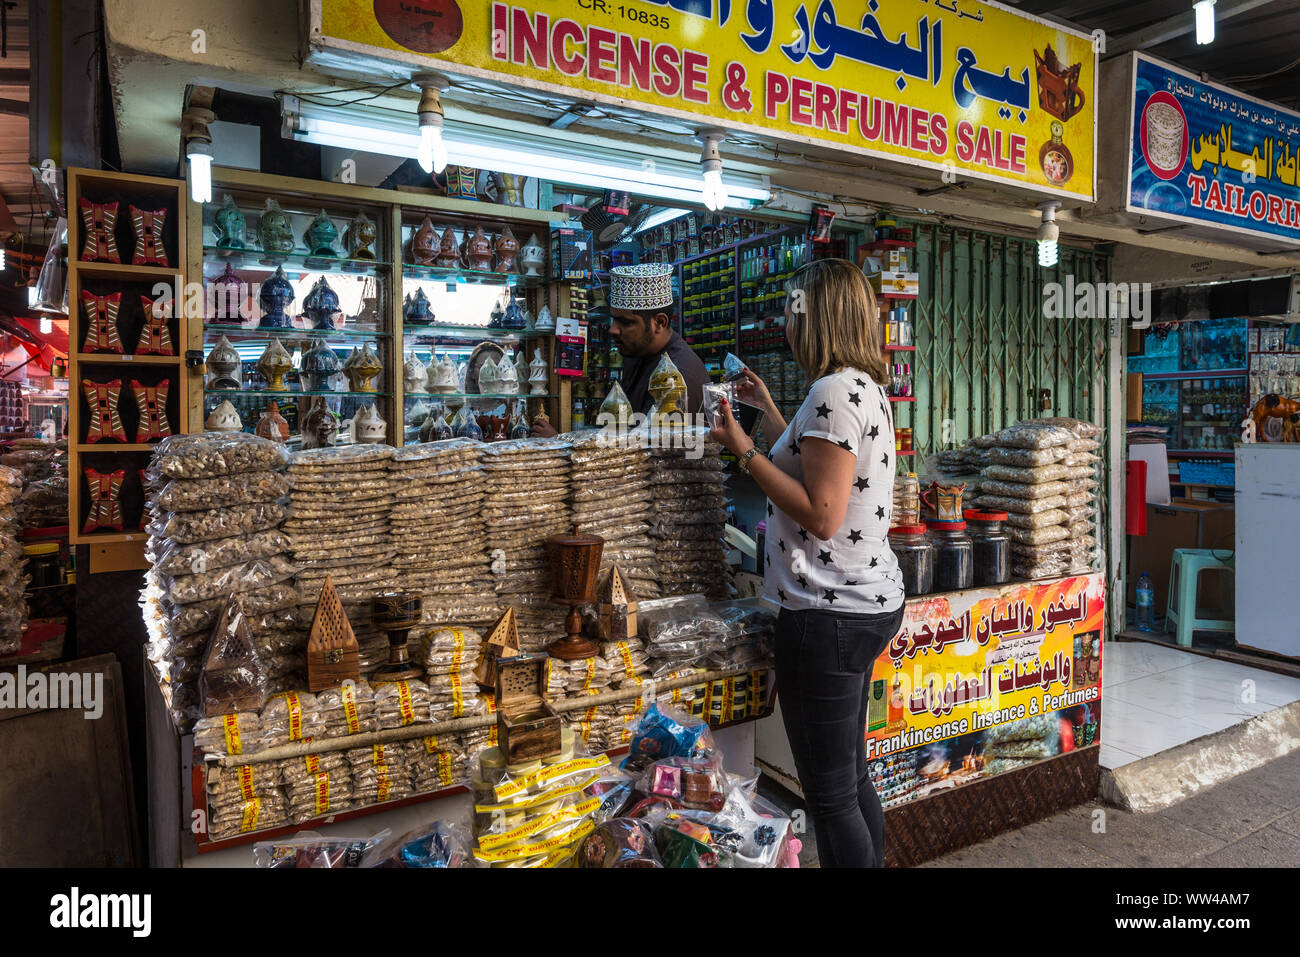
[495,654,563,764]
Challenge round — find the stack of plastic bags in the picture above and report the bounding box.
[637,595,731,676]
[388,440,498,629]
[421,625,488,721]
[0,465,28,654]
[203,758,287,841]
[647,428,732,599]
[481,438,573,651]
[406,726,491,792]
[564,415,661,600]
[142,433,300,727]
[348,741,415,806]
[967,419,1101,580]
[281,750,354,824]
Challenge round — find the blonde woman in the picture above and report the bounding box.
[709,258,904,868]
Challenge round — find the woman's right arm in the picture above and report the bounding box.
[734,368,786,441]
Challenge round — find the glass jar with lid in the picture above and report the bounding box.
[893,472,921,527]
[888,525,933,596]
[964,509,1010,586]
[926,519,974,591]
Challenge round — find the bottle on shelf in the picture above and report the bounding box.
[1135,573,1154,632]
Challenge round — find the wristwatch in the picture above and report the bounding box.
[737,447,759,474]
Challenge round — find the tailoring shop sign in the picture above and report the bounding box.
[1127,52,1300,244]
[311,0,1097,199]
[864,573,1104,763]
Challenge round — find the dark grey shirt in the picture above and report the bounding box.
[619,330,711,416]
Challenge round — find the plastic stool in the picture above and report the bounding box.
[1165,548,1235,647]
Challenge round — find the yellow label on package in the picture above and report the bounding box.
[284,692,303,741]
[616,642,642,685]
[397,681,415,725]
[474,805,599,861]
[493,754,609,802]
[341,682,360,734]
[422,734,440,754]
[476,773,602,814]
[237,765,255,802]
[314,771,330,815]
[437,752,454,785]
[583,658,596,690]
[304,753,321,774]
[222,713,243,755]
[450,669,464,715]
[239,798,260,833]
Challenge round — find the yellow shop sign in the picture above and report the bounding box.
[309,0,1097,199]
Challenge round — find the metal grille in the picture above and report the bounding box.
[909,223,1114,587]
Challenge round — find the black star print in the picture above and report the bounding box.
[778,539,786,553]
[818,549,833,566]
[876,594,887,605]
[777,588,788,602]
[838,439,854,452]
[875,506,886,520]
[791,439,801,456]
[845,579,859,586]
[797,575,808,589]
[880,402,889,417]
[798,528,809,542]
[854,476,870,492]
[881,453,890,467]
[815,402,832,418]
[867,424,880,440]
[848,391,861,406]
[767,503,774,517]
[847,529,863,544]
[823,588,838,604]
[854,378,867,388]
[869,557,878,568]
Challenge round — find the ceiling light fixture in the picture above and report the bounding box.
[1194,0,1216,44]
[698,130,730,212]
[414,73,450,174]
[182,106,216,204]
[1037,201,1061,268]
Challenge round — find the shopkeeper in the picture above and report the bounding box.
[609,263,710,415]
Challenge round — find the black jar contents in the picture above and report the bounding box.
[966,511,1011,586]
[889,527,933,596]
[927,521,973,591]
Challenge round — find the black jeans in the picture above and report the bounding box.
[775,605,905,868]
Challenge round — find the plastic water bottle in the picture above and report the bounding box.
[1135,573,1154,631]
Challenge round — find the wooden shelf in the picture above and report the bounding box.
[71,261,183,282]
[77,531,146,544]
[74,443,161,452]
[74,353,182,366]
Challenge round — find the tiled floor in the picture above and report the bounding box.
[1101,641,1300,768]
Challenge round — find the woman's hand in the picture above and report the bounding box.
[709,397,754,456]
[733,368,774,412]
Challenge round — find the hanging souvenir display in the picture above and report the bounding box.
[300,339,342,391]
[82,379,127,443]
[81,467,126,533]
[403,353,429,393]
[254,401,290,443]
[302,276,340,330]
[494,226,519,273]
[302,397,339,448]
[135,294,174,355]
[132,379,172,442]
[435,227,460,268]
[256,198,296,255]
[80,290,124,354]
[410,216,437,265]
[206,335,242,390]
[354,404,388,443]
[403,287,434,324]
[257,265,295,329]
[303,209,339,257]
[463,225,493,270]
[214,194,248,249]
[204,400,242,432]
[344,210,377,260]
[129,204,169,266]
[256,337,293,391]
[529,348,549,395]
[446,166,478,201]
[342,341,383,392]
[78,198,121,263]
[207,262,245,323]
[519,234,546,277]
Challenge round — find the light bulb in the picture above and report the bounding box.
[419,123,448,174]
[188,143,213,204]
[1038,239,1059,267]
[40,316,52,334]
[0,247,5,270]
[1194,0,1215,44]
[28,286,37,307]
[701,168,724,210]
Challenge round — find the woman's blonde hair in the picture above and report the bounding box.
[783,258,889,386]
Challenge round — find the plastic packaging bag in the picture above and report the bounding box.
[365,821,473,867]
[991,423,1076,449]
[252,830,390,868]
[150,432,289,481]
[152,471,290,513]
[622,703,714,773]
[199,596,268,718]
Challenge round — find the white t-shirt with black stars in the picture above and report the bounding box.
[762,369,905,614]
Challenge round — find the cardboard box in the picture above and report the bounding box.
[866,270,919,297]
[550,226,593,280]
